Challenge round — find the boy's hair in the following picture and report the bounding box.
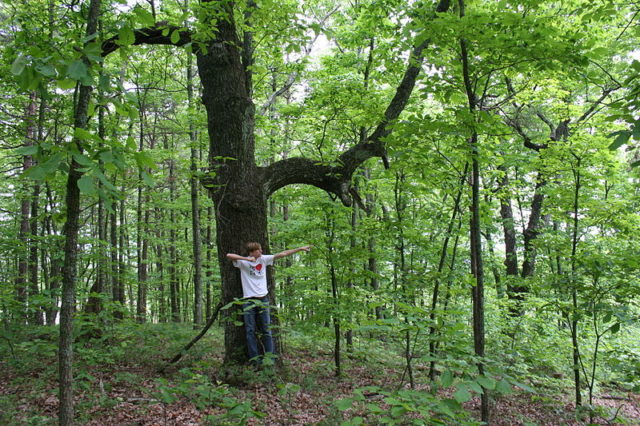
[245,242,262,254]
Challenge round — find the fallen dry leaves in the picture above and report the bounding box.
[2,352,639,425]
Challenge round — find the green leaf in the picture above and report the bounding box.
[125,136,137,150]
[133,5,155,26]
[99,151,115,164]
[11,54,27,75]
[453,387,471,403]
[335,398,353,411]
[512,380,535,393]
[18,67,41,90]
[40,152,65,174]
[170,30,180,44]
[141,171,155,186]
[476,376,496,390]
[134,151,157,169]
[73,153,94,167]
[467,381,483,394]
[441,370,453,388]
[437,399,459,418]
[610,322,621,333]
[83,42,103,62]
[67,60,88,81]
[23,165,47,180]
[608,131,631,150]
[94,170,118,192]
[390,406,406,417]
[74,128,95,142]
[78,175,96,195]
[118,26,135,46]
[15,145,38,156]
[36,63,56,77]
[365,403,383,414]
[82,32,99,43]
[57,79,77,90]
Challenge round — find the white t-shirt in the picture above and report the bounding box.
[232,255,275,298]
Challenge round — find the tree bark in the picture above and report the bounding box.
[168,146,180,322]
[117,183,127,314]
[459,0,488,419]
[497,170,519,275]
[136,96,149,323]
[570,156,582,407]
[205,206,214,320]
[110,203,122,319]
[325,215,342,377]
[85,89,107,316]
[428,163,467,381]
[44,184,61,325]
[363,172,382,323]
[59,1,101,423]
[521,175,545,279]
[187,54,204,326]
[17,93,38,323]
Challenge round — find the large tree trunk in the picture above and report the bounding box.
[195,1,262,363]
[215,195,269,363]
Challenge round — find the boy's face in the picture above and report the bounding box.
[249,247,262,258]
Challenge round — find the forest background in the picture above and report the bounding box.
[1,0,639,424]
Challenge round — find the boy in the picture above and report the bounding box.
[226,242,312,364]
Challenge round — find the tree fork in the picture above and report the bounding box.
[100,0,452,364]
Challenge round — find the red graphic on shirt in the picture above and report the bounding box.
[255,264,263,272]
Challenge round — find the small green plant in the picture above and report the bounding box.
[335,386,478,425]
[153,369,264,425]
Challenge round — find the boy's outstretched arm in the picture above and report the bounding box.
[274,246,312,260]
[226,253,255,262]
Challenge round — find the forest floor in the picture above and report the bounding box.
[1,323,638,425]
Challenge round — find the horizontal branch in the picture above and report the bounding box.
[261,157,349,203]
[102,25,192,57]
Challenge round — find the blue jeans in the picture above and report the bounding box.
[242,297,275,363]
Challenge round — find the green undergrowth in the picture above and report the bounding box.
[1,320,638,425]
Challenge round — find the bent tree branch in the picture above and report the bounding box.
[263,0,452,204]
[101,25,192,57]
